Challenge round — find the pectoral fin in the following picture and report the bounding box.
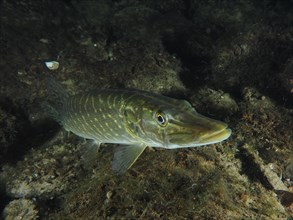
[112,144,147,174]
[80,140,101,168]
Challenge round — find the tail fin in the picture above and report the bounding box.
[45,77,69,124]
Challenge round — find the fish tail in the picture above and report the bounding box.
[44,77,69,124]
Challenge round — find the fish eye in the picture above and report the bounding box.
[155,111,168,126]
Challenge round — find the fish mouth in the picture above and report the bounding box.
[165,112,232,148]
[199,127,232,145]
[167,126,231,147]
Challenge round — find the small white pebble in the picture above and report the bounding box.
[45,61,59,70]
[40,38,49,44]
[106,191,112,200]
[268,163,274,170]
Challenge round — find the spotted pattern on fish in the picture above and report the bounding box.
[46,78,231,173]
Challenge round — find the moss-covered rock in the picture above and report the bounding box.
[3,199,38,220]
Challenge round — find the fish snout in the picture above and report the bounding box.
[166,112,231,147]
[193,116,231,145]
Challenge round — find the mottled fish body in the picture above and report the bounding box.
[47,79,231,173]
[62,90,140,145]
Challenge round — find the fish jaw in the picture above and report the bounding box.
[164,112,232,148]
[197,127,231,145]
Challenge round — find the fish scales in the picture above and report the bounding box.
[46,78,231,174]
[62,91,135,143]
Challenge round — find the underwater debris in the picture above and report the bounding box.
[45,61,59,70]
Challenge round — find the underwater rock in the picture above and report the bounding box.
[241,144,288,191]
[284,160,293,187]
[112,5,160,40]
[279,58,293,94]
[2,198,38,219]
[1,142,82,199]
[0,98,32,163]
[125,64,186,94]
[242,87,276,110]
[191,87,238,117]
[0,107,17,160]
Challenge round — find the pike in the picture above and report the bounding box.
[46,79,231,174]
